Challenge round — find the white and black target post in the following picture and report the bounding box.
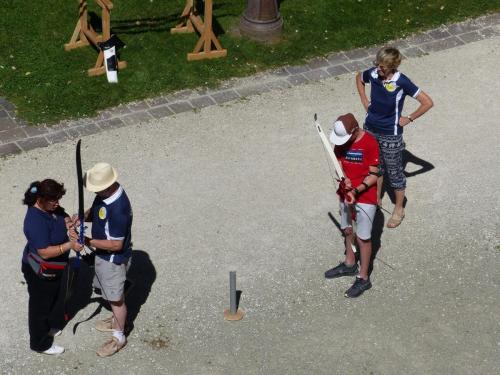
[98,35,124,84]
[223,271,244,321]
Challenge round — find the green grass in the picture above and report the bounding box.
[1,0,499,125]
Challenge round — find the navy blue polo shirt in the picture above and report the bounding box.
[362,68,420,135]
[90,185,132,264]
[23,206,70,264]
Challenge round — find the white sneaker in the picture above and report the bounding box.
[49,328,62,337]
[41,345,65,355]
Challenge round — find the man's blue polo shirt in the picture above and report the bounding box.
[91,185,133,264]
[362,68,420,135]
[23,206,69,264]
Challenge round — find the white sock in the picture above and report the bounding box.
[112,330,125,344]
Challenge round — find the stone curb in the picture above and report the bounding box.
[1,13,499,157]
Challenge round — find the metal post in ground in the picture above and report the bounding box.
[224,271,244,321]
[229,271,237,314]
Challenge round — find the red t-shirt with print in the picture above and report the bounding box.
[334,132,379,205]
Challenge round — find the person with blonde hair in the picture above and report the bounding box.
[356,46,433,228]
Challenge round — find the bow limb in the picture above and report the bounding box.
[75,139,84,267]
[314,113,345,181]
[64,140,84,321]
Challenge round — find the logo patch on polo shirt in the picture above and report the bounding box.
[98,207,107,220]
[383,82,396,92]
[345,150,363,162]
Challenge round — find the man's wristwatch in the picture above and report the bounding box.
[407,115,414,122]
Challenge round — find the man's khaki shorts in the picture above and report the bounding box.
[93,256,130,302]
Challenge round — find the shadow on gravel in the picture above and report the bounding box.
[57,250,156,336]
[383,149,435,206]
[236,290,242,309]
[368,208,394,276]
[402,149,435,178]
[326,206,393,277]
[123,250,156,334]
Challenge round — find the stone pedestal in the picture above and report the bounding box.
[239,0,283,42]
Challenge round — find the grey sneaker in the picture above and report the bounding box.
[95,316,114,332]
[344,276,372,298]
[96,337,126,357]
[325,262,358,279]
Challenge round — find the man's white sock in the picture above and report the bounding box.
[112,330,125,344]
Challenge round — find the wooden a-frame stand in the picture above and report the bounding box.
[171,0,227,61]
[64,0,127,76]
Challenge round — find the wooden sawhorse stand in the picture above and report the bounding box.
[171,0,227,61]
[64,0,127,76]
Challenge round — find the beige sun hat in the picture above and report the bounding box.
[85,162,118,192]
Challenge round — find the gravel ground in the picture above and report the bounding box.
[0,35,499,375]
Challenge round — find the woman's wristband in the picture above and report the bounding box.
[59,244,64,255]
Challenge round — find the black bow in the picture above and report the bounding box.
[76,139,85,254]
[63,140,85,321]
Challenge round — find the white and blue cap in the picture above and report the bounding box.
[329,113,359,145]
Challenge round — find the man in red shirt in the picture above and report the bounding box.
[324,113,380,298]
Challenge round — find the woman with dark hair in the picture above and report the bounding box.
[21,179,83,355]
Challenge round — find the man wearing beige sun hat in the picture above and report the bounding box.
[80,162,133,357]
